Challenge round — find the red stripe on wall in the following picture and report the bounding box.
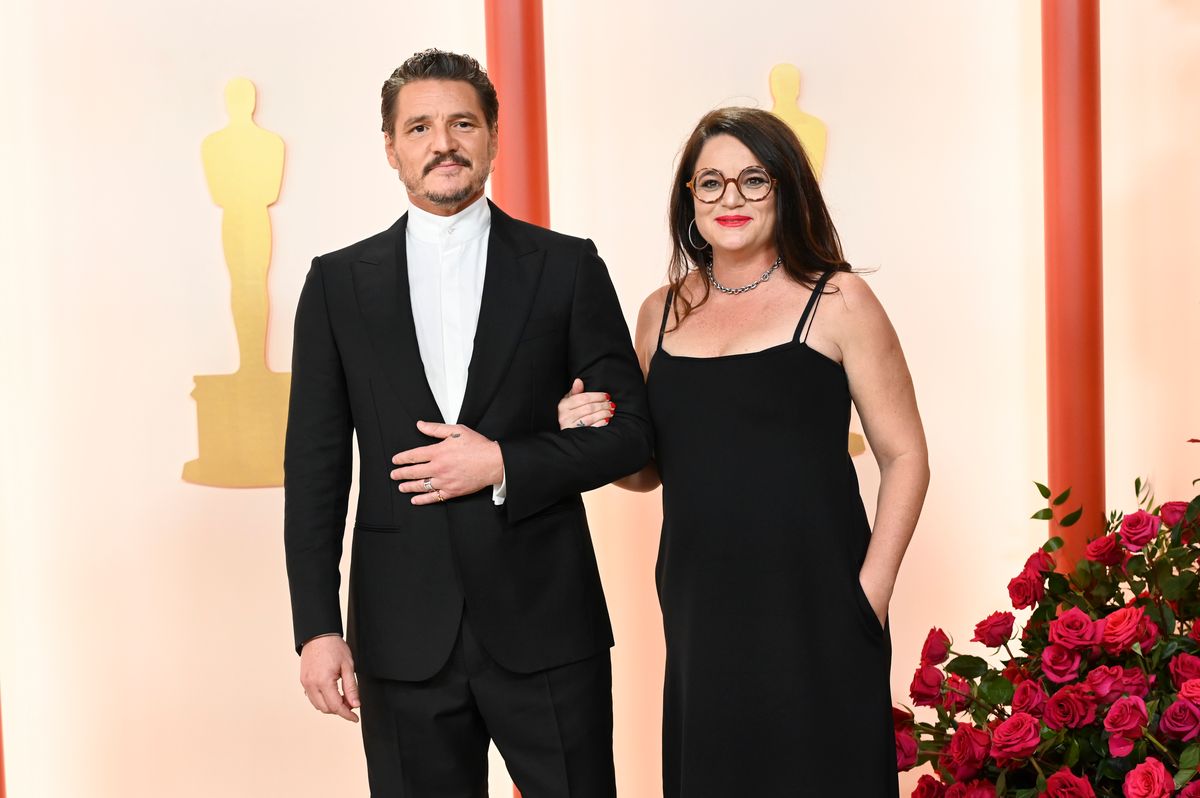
[483,4,551,796]
[484,0,551,228]
[1,692,7,798]
[1041,0,1105,567]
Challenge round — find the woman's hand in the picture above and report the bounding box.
[557,378,615,429]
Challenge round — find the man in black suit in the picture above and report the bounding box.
[283,49,651,797]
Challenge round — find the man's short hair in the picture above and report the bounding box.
[381,49,500,135]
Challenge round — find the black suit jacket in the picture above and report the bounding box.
[284,202,652,680]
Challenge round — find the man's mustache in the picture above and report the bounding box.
[424,154,472,176]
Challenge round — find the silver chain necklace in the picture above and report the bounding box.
[705,255,783,296]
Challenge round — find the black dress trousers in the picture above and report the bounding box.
[357,612,616,798]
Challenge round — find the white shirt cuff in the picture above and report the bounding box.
[492,471,507,505]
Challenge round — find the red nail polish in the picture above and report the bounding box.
[605,393,611,401]
[610,402,616,410]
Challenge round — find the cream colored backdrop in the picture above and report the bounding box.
[2,2,1197,796]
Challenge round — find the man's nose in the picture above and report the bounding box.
[431,123,455,154]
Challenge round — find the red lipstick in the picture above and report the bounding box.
[715,215,751,228]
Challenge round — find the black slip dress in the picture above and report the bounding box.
[648,271,898,797]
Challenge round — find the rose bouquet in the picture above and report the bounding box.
[896,477,1200,797]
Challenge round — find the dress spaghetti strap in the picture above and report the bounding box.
[657,289,674,352]
[794,270,836,343]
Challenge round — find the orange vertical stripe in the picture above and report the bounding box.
[1041,0,1105,568]
[484,0,550,228]
[1,692,6,798]
[483,5,550,796]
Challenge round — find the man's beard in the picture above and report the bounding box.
[407,153,486,208]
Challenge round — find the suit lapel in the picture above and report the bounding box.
[351,214,445,424]
[456,202,545,429]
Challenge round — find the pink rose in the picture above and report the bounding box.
[945,723,990,781]
[1119,509,1161,551]
[1042,644,1083,684]
[1086,534,1125,566]
[1118,667,1154,700]
[1179,783,1200,798]
[1159,697,1200,742]
[894,705,916,730]
[910,664,945,707]
[972,611,1016,648]
[1041,767,1096,798]
[896,728,918,771]
[1123,757,1175,798]
[913,774,947,798]
[1044,684,1096,730]
[1180,679,1200,704]
[1103,695,1148,756]
[1049,607,1103,650]
[1014,679,1049,717]
[990,711,1042,763]
[1008,569,1045,610]
[946,781,996,798]
[1170,653,1200,690]
[922,627,952,666]
[1087,666,1125,704]
[1025,549,1056,575]
[943,673,972,715]
[1160,501,1188,528]
[1102,607,1147,656]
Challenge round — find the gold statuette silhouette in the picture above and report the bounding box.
[769,63,828,181]
[768,65,858,455]
[183,78,290,487]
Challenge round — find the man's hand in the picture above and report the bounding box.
[390,421,505,505]
[300,636,360,723]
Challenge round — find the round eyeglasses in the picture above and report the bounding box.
[686,166,776,204]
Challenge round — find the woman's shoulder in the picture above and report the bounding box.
[819,270,884,317]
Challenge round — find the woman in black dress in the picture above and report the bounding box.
[559,108,929,796]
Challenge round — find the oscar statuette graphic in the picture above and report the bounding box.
[183,78,290,487]
[768,64,862,456]
[769,63,829,181]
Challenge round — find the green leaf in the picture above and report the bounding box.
[945,655,989,680]
[1054,487,1072,506]
[1163,573,1198,601]
[1032,508,1054,521]
[1044,536,1065,553]
[1073,558,1096,589]
[979,672,1015,706]
[1176,768,1197,790]
[1062,506,1085,527]
[1135,477,1143,497]
[1066,737,1081,768]
[1187,495,1200,524]
[1036,773,1047,793]
[1013,790,1038,798]
[1047,572,1070,596]
[1181,743,1200,771]
[1162,601,1177,637]
[1036,481,1052,499]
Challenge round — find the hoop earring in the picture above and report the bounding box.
[688,219,709,250]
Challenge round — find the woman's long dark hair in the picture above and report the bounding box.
[667,107,851,327]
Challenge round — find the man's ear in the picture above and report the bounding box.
[383,134,399,170]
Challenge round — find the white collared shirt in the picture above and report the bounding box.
[406,195,505,504]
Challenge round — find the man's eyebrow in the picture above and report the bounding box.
[401,111,483,128]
